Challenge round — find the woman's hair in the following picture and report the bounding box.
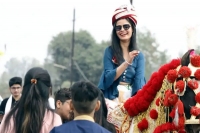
[111,18,137,64]
[3,67,54,133]
[94,91,117,133]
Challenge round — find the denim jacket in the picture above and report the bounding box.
[98,46,146,100]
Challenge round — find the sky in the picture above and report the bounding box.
[0,0,200,73]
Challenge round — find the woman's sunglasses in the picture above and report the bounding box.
[115,24,131,31]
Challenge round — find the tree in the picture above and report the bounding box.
[196,46,200,54]
[0,57,41,97]
[43,58,62,91]
[0,71,10,98]
[47,28,168,85]
[47,30,106,86]
[4,57,41,77]
[137,28,169,80]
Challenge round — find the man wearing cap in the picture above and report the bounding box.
[0,77,22,119]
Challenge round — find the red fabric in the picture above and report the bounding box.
[188,79,199,90]
[168,94,178,106]
[177,100,184,115]
[124,59,181,117]
[112,56,118,64]
[178,116,185,130]
[175,100,185,130]
[153,122,176,133]
[190,55,200,67]
[175,80,185,93]
[137,118,148,131]
[168,100,185,131]
[195,92,200,104]
[155,98,160,106]
[169,109,175,118]
[150,109,158,119]
[163,89,175,107]
[112,5,137,25]
[194,69,200,80]
[190,106,200,116]
[178,66,191,78]
[167,69,178,83]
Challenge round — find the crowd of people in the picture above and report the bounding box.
[0,68,116,133]
[0,3,146,133]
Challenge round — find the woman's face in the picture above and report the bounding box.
[115,19,133,41]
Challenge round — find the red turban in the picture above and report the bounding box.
[112,4,137,26]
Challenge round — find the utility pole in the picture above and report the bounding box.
[70,8,75,86]
[130,0,133,5]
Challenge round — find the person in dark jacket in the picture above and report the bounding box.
[54,88,74,123]
[50,81,111,133]
[0,77,22,115]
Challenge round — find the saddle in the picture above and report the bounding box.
[106,99,133,133]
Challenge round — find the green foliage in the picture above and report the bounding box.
[0,72,10,98]
[43,58,63,92]
[196,46,200,54]
[137,28,169,80]
[0,28,169,97]
[4,57,41,77]
[0,57,41,97]
[47,30,107,86]
[47,28,168,85]
[61,81,70,88]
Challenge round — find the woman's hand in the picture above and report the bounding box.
[127,50,139,63]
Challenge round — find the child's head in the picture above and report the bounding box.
[54,88,73,122]
[70,81,100,116]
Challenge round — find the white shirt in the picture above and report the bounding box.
[48,97,55,109]
[0,95,3,105]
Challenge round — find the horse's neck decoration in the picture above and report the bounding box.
[107,52,200,133]
[164,54,200,133]
[107,58,181,133]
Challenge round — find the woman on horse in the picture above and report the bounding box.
[98,4,146,103]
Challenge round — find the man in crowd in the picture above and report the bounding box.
[0,77,22,115]
[50,81,111,133]
[54,88,74,123]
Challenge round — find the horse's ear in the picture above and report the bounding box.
[181,49,193,66]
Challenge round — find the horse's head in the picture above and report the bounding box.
[163,49,200,132]
[110,49,200,133]
[173,50,200,116]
